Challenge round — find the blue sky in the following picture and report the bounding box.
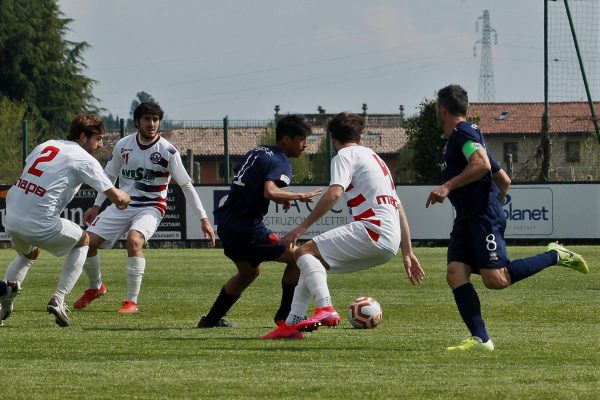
[57,0,596,120]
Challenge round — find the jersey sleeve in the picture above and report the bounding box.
[104,139,123,178]
[263,154,292,188]
[168,148,192,185]
[329,152,354,189]
[79,155,114,194]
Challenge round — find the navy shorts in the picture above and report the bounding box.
[217,223,286,268]
[447,201,509,274]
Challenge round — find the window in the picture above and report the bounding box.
[565,141,581,163]
[495,111,511,120]
[503,142,518,163]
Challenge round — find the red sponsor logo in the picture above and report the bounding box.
[15,178,47,197]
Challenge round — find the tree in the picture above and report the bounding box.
[0,0,97,140]
[404,99,446,184]
[0,98,40,183]
[129,91,158,117]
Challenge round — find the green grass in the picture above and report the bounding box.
[0,246,598,399]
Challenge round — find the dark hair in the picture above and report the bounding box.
[437,84,469,116]
[275,114,311,141]
[327,112,364,144]
[133,102,164,123]
[67,114,105,141]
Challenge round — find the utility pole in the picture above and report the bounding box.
[474,10,497,102]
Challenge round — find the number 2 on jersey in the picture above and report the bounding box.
[27,146,60,177]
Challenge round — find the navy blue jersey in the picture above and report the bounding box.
[441,121,499,221]
[214,145,292,232]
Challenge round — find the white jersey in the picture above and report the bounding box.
[103,133,191,216]
[5,139,113,236]
[330,145,401,253]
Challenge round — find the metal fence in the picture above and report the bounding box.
[3,115,600,185]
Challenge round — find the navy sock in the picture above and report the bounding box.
[204,286,240,323]
[452,283,489,342]
[0,281,7,297]
[274,280,297,323]
[507,251,557,284]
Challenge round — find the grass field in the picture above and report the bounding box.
[0,246,598,399]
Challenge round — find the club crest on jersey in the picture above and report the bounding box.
[150,152,163,165]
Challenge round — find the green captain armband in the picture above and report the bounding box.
[462,140,483,159]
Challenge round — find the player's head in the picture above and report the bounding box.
[67,114,106,155]
[133,102,164,139]
[275,114,311,158]
[327,112,364,147]
[437,84,468,117]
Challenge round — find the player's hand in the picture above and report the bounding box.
[299,188,323,203]
[83,206,100,226]
[498,191,507,204]
[282,226,306,248]
[115,192,131,210]
[425,185,449,208]
[201,218,216,247]
[403,253,424,285]
[283,200,291,212]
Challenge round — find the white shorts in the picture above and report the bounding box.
[8,218,83,257]
[86,204,163,249]
[313,221,396,274]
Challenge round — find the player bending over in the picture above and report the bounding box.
[262,112,424,340]
[2,115,130,327]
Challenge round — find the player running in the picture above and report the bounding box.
[73,102,215,314]
[197,114,322,328]
[426,84,588,351]
[262,112,424,340]
[2,115,130,327]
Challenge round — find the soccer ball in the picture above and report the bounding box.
[347,297,382,329]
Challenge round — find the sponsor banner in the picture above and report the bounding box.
[189,184,600,240]
[502,187,553,235]
[0,184,186,242]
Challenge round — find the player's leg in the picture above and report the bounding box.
[119,209,162,314]
[445,222,494,351]
[44,220,90,327]
[119,229,146,314]
[75,205,131,309]
[272,240,300,325]
[199,225,287,328]
[73,232,107,309]
[198,260,256,328]
[4,232,40,284]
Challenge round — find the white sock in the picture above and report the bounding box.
[5,255,36,283]
[285,275,312,326]
[297,254,332,309]
[54,245,89,303]
[83,254,102,290]
[126,257,145,303]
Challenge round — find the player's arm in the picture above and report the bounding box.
[398,202,424,285]
[169,150,216,246]
[426,140,491,207]
[281,185,343,246]
[103,187,130,210]
[493,168,511,203]
[179,181,215,247]
[263,181,322,203]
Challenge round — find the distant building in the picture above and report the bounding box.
[470,102,600,182]
[96,102,600,185]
